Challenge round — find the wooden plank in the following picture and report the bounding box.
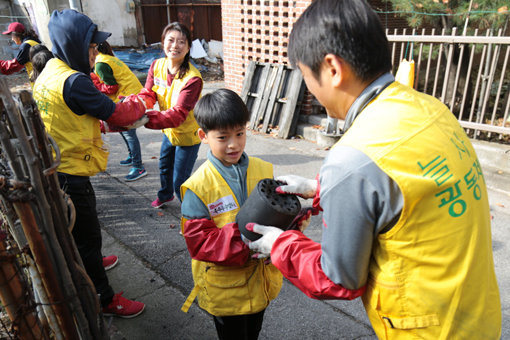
[277,68,304,138]
[254,65,278,132]
[262,65,285,133]
[249,63,271,129]
[240,61,256,102]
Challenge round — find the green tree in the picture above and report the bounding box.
[383,0,509,32]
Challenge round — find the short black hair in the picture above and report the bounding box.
[194,89,250,133]
[29,44,48,61]
[97,41,114,56]
[30,49,54,82]
[288,0,391,82]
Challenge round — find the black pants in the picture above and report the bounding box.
[58,173,114,307]
[213,309,265,340]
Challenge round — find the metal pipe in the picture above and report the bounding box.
[68,0,82,12]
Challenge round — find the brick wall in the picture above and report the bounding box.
[221,0,312,94]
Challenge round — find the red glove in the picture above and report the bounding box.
[288,207,314,232]
[138,88,157,109]
[100,121,127,133]
[144,108,187,130]
[106,95,146,127]
[0,58,24,75]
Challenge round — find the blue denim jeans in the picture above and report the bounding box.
[120,129,143,168]
[158,134,200,202]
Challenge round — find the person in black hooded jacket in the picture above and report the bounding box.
[33,9,146,318]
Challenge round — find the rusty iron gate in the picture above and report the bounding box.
[139,0,222,44]
[387,28,510,141]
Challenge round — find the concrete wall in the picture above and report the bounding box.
[82,0,138,47]
[16,0,139,49]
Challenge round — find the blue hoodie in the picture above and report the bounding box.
[48,9,115,119]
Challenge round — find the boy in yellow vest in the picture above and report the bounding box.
[180,89,282,340]
[247,0,501,339]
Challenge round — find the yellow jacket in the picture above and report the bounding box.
[94,52,143,102]
[181,157,282,316]
[337,81,501,339]
[34,58,109,176]
[152,59,202,146]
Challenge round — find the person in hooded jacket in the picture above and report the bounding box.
[32,9,146,318]
[1,22,40,81]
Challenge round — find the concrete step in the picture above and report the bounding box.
[296,114,345,147]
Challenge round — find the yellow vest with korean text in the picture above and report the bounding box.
[337,82,501,339]
[152,59,201,146]
[33,58,109,176]
[95,53,143,103]
[180,157,283,316]
[24,39,39,81]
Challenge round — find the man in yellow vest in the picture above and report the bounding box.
[247,0,501,339]
[33,9,146,318]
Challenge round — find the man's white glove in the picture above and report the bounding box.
[124,115,149,129]
[246,223,283,259]
[275,175,317,199]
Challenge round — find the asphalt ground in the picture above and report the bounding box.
[93,82,510,339]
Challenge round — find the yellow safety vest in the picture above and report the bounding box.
[152,59,202,146]
[24,39,38,81]
[34,58,109,176]
[94,53,143,103]
[180,157,283,316]
[337,82,501,339]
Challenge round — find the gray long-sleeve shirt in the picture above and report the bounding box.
[319,73,404,290]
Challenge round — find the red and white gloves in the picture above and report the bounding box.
[275,175,318,199]
[247,175,320,258]
[245,223,283,259]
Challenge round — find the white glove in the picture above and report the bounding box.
[275,175,317,199]
[124,115,149,129]
[247,223,283,259]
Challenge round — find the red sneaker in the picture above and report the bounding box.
[151,196,174,208]
[102,292,145,318]
[102,255,118,271]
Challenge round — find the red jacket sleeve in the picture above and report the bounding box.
[0,58,24,75]
[271,231,365,300]
[90,72,119,95]
[183,219,250,266]
[144,76,203,129]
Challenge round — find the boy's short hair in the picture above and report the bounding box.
[288,0,392,82]
[194,88,250,133]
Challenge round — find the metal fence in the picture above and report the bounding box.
[387,28,510,142]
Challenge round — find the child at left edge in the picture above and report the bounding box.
[179,88,282,340]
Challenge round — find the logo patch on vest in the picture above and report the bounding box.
[208,195,238,217]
